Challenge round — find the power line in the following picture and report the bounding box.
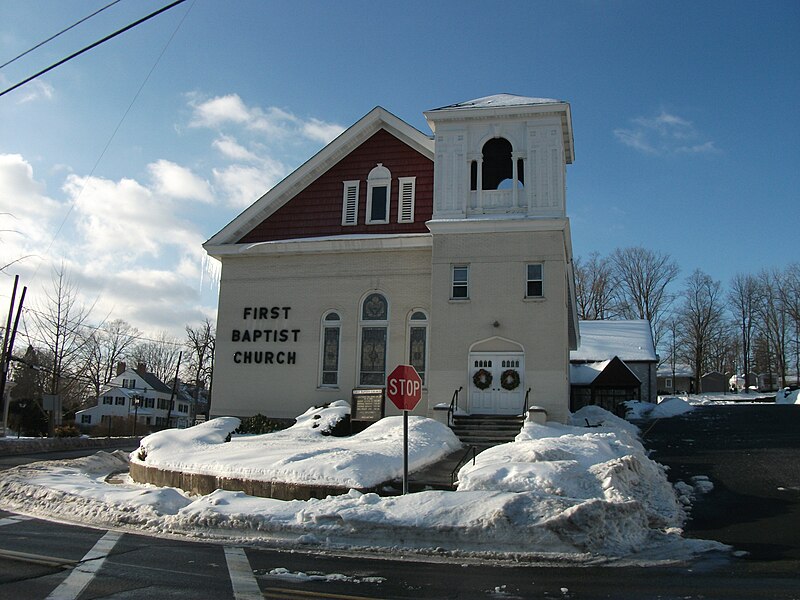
[0,0,187,98]
[0,0,123,70]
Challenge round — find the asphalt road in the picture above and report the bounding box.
[640,404,800,565]
[0,405,798,599]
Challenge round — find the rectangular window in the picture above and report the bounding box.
[103,396,113,405]
[322,326,340,385]
[342,181,359,225]
[526,263,543,297]
[666,378,673,389]
[409,326,427,385]
[397,177,416,223]
[144,398,155,409]
[81,414,91,424]
[359,327,387,386]
[367,185,388,223]
[115,397,125,405]
[452,265,469,299]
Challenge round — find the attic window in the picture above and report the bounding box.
[366,164,391,224]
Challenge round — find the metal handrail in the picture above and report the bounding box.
[522,387,531,415]
[447,386,463,427]
[450,444,477,486]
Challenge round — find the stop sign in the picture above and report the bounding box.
[386,364,422,411]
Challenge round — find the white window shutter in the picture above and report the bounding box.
[342,181,359,225]
[398,177,415,223]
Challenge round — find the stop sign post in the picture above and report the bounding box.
[386,365,422,494]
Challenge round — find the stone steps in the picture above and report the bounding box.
[450,414,526,446]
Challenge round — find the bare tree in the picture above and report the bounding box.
[728,273,759,392]
[610,246,680,349]
[82,319,140,397]
[574,252,616,320]
[780,263,800,383]
[28,265,94,408]
[183,318,216,418]
[677,269,727,393]
[129,332,182,383]
[756,268,789,388]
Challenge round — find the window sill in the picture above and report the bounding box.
[523,296,546,302]
[449,298,470,303]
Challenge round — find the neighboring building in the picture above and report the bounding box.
[658,364,694,395]
[76,363,191,430]
[570,320,658,406]
[700,371,728,393]
[570,356,642,415]
[205,94,579,423]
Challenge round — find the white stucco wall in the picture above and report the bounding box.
[211,243,433,420]
[427,221,572,423]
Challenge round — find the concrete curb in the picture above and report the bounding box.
[129,461,381,501]
[0,436,141,456]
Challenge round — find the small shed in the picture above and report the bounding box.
[570,356,642,416]
[701,371,728,393]
[571,320,658,402]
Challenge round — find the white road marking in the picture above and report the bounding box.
[224,546,263,600]
[0,514,32,526]
[45,530,122,600]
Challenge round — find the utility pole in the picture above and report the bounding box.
[1,276,27,436]
[165,351,181,429]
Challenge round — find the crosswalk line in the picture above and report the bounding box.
[224,546,263,600]
[45,530,122,600]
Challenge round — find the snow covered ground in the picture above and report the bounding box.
[0,402,730,565]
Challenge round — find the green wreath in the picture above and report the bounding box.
[473,368,493,390]
[500,369,521,391]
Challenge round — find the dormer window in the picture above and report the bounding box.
[366,164,391,224]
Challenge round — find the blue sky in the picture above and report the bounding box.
[1,0,798,337]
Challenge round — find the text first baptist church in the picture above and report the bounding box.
[204,94,580,424]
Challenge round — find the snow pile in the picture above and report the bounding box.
[776,388,800,405]
[457,406,684,554]
[0,451,192,526]
[625,397,695,420]
[0,406,727,563]
[133,406,461,489]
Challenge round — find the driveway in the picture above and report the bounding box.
[640,404,800,566]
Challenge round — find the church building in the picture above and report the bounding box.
[204,94,579,423]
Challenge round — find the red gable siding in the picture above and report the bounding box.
[238,129,433,243]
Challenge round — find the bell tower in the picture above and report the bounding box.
[423,94,574,220]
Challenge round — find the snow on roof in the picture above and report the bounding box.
[429,94,565,111]
[571,320,657,363]
[569,360,610,385]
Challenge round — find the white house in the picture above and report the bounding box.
[205,94,579,425]
[76,363,191,431]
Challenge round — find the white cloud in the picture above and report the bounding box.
[212,135,260,162]
[302,118,345,144]
[189,93,344,144]
[189,94,251,127]
[148,159,213,203]
[213,162,287,209]
[16,79,54,104]
[615,110,717,156]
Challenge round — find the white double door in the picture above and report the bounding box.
[468,352,525,415]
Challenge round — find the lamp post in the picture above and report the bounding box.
[132,395,141,436]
